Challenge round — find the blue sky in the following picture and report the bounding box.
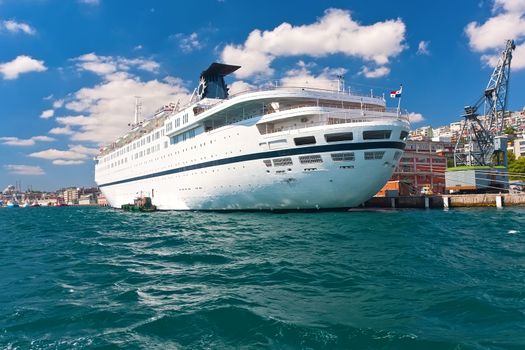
[1,0,524,190]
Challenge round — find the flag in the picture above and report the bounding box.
[390,84,403,98]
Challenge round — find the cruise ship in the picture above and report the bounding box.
[95,63,410,210]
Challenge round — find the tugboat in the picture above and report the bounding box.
[121,196,157,212]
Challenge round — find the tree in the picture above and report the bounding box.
[508,156,525,180]
[508,150,516,162]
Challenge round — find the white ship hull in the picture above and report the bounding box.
[97,119,407,210]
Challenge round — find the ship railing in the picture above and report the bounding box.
[258,110,409,135]
[97,116,167,157]
[227,85,386,101]
[260,102,395,115]
[191,85,388,116]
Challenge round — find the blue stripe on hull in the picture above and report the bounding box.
[98,141,405,188]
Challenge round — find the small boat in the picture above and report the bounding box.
[21,200,30,208]
[121,196,157,212]
[6,200,19,208]
[30,201,41,207]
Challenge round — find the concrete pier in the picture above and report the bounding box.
[364,194,525,209]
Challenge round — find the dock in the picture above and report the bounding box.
[363,194,525,209]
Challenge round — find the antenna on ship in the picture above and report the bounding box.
[129,96,142,129]
[134,96,142,125]
[337,75,345,93]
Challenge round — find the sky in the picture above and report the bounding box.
[1,0,525,190]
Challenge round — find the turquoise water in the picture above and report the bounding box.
[0,207,524,349]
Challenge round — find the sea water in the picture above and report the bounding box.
[0,206,524,349]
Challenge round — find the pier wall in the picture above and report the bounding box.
[363,194,525,209]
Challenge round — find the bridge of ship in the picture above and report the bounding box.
[193,90,405,135]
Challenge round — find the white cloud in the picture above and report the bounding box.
[1,20,36,35]
[279,61,347,90]
[74,53,160,78]
[493,0,525,13]
[0,55,47,80]
[40,109,54,119]
[30,147,89,160]
[417,40,430,55]
[30,144,99,166]
[408,112,425,123]
[49,126,74,135]
[175,32,203,53]
[56,74,190,144]
[0,135,55,146]
[48,52,190,144]
[228,80,256,95]
[68,144,99,156]
[465,1,525,69]
[32,136,55,142]
[359,66,390,78]
[53,99,64,109]
[56,115,97,127]
[52,160,85,165]
[163,76,185,86]
[5,164,45,176]
[221,8,406,78]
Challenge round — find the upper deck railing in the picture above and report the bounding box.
[97,85,400,157]
[258,109,410,135]
[227,84,386,101]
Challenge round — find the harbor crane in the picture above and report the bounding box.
[453,39,515,167]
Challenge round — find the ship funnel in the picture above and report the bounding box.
[197,63,241,100]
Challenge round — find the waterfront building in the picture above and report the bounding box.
[409,125,433,140]
[97,194,109,206]
[63,188,79,205]
[513,138,525,158]
[79,194,97,205]
[377,140,450,196]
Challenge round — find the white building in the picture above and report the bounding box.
[513,138,525,158]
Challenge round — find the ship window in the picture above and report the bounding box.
[325,132,353,142]
[294,136,316,146]
[175,118,180,127]
[155,131,160,139]
[147,136,151,143]
[393,151,402,160]
[331,152,355,161]
[400,131,409,140]
[263,159,272,167]
[299,155,323,164]
[272,157,293,167]
[363,130,391,140]
[364,151,385,160]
